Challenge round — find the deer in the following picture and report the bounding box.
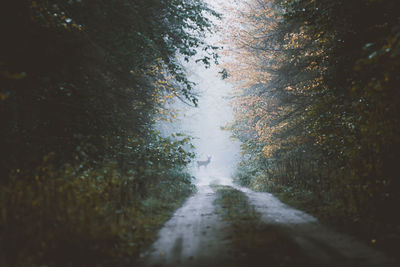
[197,155,212,168]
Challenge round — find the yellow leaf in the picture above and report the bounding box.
[0,92,7,101]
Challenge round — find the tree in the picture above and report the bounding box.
[0,1,219,265]
[225,0,400,235]
[0,0,219,180]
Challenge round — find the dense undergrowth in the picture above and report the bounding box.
[1,158,195,267]
[0,134,196,266]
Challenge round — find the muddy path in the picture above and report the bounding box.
[139,185,235,267]
[139,183,397,267]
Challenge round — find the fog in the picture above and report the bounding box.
[158,62,241,186]
[154,0,242,186]
[181,60,241,186]
[158,53,240,184]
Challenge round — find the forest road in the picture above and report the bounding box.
[139,184,397,267]
[139,185,236,267]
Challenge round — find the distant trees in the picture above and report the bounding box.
[0,0,217,265]
[226,0,400,237]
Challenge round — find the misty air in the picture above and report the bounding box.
[1,0,399,266]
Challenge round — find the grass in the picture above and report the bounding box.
[211,185,315,267]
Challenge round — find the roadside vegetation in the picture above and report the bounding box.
[223,0,400,259]
[0,0,218,266]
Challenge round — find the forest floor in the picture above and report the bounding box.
[138,182,398,267]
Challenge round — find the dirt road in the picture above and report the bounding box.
[139,183,397,267]
[140,185,235,267]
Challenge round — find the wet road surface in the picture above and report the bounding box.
[140,185,235,267]
[139,183,397,267]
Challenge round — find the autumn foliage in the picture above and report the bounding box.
[224,0,400,251]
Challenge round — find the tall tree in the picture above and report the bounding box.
[225,0,400,237]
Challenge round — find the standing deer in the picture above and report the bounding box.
[197,156,212,168]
